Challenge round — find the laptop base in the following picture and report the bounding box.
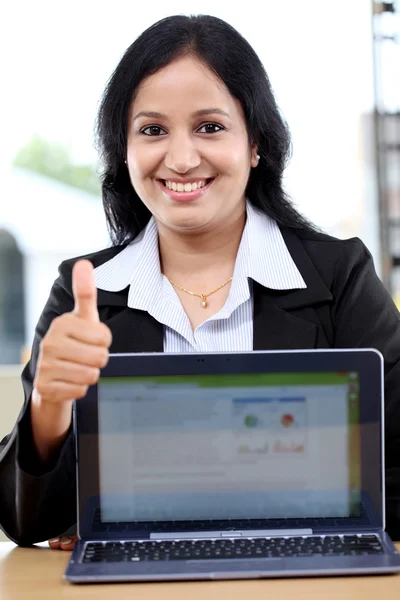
[65,537,400,583]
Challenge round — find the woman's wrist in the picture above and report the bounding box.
[30,389,73,464]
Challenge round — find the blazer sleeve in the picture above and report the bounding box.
[331,238,400,538]
[0,261,77,545]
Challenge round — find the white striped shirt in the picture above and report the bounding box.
[94,201,307,352]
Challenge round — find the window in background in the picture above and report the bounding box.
[0,230,25,363]
[372,2,400,300]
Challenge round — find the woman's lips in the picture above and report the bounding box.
[157,178,215,202]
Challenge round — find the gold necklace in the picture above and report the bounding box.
[166,276,233,308]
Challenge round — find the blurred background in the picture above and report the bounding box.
[0,0,399,366]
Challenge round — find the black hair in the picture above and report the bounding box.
[96,14,316,245]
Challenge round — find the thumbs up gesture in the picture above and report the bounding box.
[33,260,112,406]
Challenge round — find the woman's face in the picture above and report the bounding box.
[126,55,258,234]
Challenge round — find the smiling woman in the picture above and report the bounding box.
[124,54,260,266]
[1,13,400,551]
[96,16,311,247]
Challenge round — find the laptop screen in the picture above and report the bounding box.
[96,370,361,523]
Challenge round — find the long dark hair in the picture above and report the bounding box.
[96,14,316,245]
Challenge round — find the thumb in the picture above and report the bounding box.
[72,260,99,322]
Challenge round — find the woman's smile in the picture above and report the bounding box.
[156,177,216,202]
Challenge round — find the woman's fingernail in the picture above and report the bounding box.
[49,538,60,544]
[61,536,72,545]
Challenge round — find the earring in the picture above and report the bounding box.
[256,154,260,160]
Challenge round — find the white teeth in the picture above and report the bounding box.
[164,180,208,192]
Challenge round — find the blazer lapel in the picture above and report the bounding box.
[97,288,163,353]
[253,283,319,350]
[253,227,333,351]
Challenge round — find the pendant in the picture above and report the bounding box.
[201,295,207,308]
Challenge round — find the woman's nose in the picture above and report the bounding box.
[164,136,201,173]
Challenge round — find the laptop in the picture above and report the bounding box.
[65,349,400,583]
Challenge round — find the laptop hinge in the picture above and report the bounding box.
[150,528,313,540]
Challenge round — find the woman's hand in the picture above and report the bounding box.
[33,259,112,407]
[31,259,113,463]
[48,534,79,551]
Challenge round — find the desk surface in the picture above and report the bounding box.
[1,541,400,599]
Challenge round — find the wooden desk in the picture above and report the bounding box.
[1,541,400,599]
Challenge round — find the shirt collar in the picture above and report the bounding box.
[93,200,306,309]
[245,201,306,290]
[94,218,162,312]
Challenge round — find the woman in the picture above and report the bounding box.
[1,14,400,549]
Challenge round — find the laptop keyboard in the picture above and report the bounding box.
[82,534,384,563]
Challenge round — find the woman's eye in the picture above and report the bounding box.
[140,126,167,136]
[197,123,224,134]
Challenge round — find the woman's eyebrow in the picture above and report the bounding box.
[133,111,164,121]
[192,108,230,119]
[132,108,231,121]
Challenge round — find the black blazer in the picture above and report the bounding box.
[1,226,400,545]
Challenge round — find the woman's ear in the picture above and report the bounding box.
[250,145,260,168]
